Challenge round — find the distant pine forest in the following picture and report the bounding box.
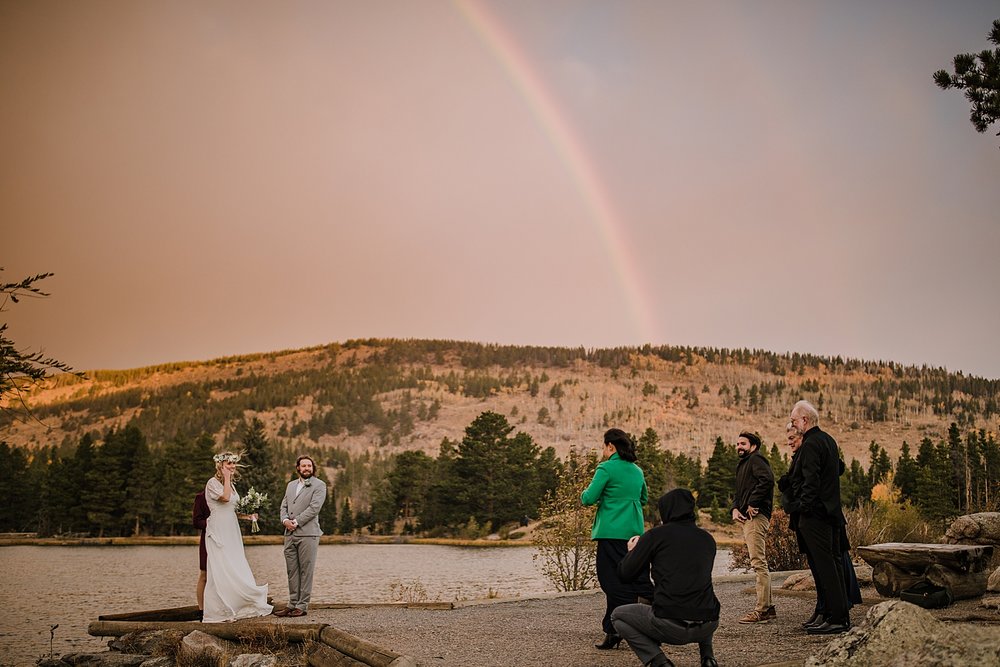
[0,339,998,537]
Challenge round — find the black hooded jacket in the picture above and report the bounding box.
[618,489,721,621]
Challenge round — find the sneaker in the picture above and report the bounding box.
[762,605,777,620]
[738,609,770,623]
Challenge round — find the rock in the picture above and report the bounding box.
[781,571,816,591]
[981,596,1000,610]
[989,565,1000,592]
[806,599,1000,666]
[36,659,68,667]
[945,512,1000,545]
[228,654,278,667]
[178,630,232,664]
[108,630,184,655]
[851,561,873,585]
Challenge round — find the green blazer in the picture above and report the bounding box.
[581,453,648,540]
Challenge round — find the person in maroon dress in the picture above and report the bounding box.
[192,490,211,618]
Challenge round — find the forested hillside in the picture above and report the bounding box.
[1,339,997,538]
[5,339,998,461]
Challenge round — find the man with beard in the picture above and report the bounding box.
[275,455,327,617]
[732,430,775,623]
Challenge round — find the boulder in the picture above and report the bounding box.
[989,565,1000,592]
[806,599,1000,666]
[178,630,232,664]
[781,571,815,591]
[945,512,1000,545]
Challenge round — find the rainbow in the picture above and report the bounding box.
[454,0,658,344]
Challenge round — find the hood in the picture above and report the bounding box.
[658,488,697,524]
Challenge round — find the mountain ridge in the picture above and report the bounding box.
[5,338,998,466]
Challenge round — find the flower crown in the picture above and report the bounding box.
[213,451,243,464]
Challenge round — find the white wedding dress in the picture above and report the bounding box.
[202,477,273,622]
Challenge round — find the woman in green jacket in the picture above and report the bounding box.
[581,428,654,650]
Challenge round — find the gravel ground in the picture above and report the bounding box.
[282,574,864,667]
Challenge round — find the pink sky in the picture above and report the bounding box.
[3,1,999,378]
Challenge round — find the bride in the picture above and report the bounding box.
[203,451,273,622]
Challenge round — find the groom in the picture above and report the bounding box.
[275,455,327,617]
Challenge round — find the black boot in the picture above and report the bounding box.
[595,633,622,649]
[802,611,823,629]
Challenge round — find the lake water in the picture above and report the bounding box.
[0,544,734,665]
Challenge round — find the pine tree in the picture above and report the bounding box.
[636,428,666,522]
[698,437,737,509]
[894,441,919,504]
[237,418,283,534]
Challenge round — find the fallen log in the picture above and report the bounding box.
[857,543,993,573]
[926,563,990,600]
[319,626,417,667]
[307,640,367,667]
[871,561,924,598]
[88,620,325,643]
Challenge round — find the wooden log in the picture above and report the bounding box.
[319,626,417,667]
[945,512,1000,545]
[871,561,923,598]
[88,620,325,643]
[307,641,367,667]
[99,604,202,622]
[857,543,993,573]
[925,563,990,600]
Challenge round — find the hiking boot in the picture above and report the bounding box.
[738,609,771,623]
[762,605,777,620]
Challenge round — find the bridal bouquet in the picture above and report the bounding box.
[235,487,269,533]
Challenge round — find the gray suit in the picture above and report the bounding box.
[279,476,327,611]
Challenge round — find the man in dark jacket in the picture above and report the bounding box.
[612,489,720,667]
[732,430,775,623]
[789,400,850,634]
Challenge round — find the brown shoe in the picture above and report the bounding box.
[273,608,291,617]
[762,605,777,620]
[286,608,306,617]
[738,609,770,623]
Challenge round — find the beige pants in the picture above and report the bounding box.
[742,513,771,611]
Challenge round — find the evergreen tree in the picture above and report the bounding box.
[122,426,156,536]
[66,432,96,533]
[698,437,737,509]
[387,450,435,526]
[452,411,543,529]
[841,458,869,509]
[894,441,919,504]
[421,438,463,530]
[636,427,666,522]
[0,443,32,532]
[915,439,957,525]
[338,497,355,534]
[237,418,283,534]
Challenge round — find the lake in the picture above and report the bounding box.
[0,544,734,665]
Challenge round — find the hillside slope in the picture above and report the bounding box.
[4,339,998,465]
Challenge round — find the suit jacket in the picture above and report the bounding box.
[279,477,327,537]
[581,453,648,540]
[792,426,846,526]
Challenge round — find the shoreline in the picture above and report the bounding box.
[0,533,743,549]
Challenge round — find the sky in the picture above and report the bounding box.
[3,1,999,379]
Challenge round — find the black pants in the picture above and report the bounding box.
[596,539,654,634]
[797,516,848,624]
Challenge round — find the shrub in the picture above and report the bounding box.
[729,508,809,572]
[844,496,939,556]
